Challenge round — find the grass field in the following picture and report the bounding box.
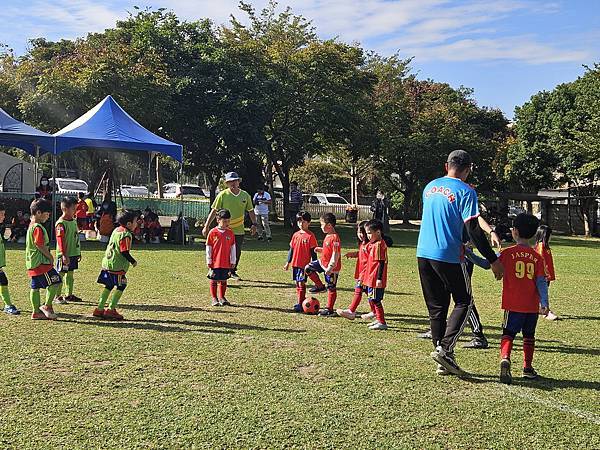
[0,224,599,449]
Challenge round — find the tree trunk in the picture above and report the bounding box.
[156,156,163,199]
[402,182,414,225]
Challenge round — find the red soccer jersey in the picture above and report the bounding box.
[361,240,388,288]
[75,200,88,219]
[499,244,546,313]
[206,227,236,269]
[320,232,342,273]
[535,243,556,282]
[354,242,369,280]
[290,230,318,268]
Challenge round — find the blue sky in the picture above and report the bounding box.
[0,0,598,118]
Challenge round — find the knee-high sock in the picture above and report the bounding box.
[523,337,535,368]
[45,284,61,306]
[348,287,363,312]
[98,288,111,309]
[30,289,41,312]
[500,335,514,360]
[218,281,227,299]
[327,289,337,310]
[209,281,218,299]
[296,282,306,304]
[1,285,12,307]
[369,299,376,314]
[65,271,74,296]
[108,290,123,309]
[307,272,324,288]
[373,300,386,324]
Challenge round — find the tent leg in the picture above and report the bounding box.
[51,154,57,241]
[179,160,185,245]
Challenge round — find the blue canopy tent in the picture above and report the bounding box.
[53,95,185,242]
[0,108,55,191]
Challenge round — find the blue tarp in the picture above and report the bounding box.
[54,95,183,162]
[0,108,54,155]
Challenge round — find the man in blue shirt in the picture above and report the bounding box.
[417,150,503,376]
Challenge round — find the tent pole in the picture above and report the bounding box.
[179,157,185,245]
[147,152,152,200]
[51,152,57,241]
[34,146,40,191]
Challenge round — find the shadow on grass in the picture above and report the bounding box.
[463,372,600,391]
[58,312,305,334]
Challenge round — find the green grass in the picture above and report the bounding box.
[1,224,599,449]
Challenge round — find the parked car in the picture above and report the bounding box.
[162,183,207,199]
[50,178,89,195]
[120,185,150,197]
[304,193,350,206]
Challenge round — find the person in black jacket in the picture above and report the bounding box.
[371,190,390,234]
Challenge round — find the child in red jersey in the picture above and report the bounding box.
[336,221,372,321]
[284,211,318,312]
[498,213,550,384]
[206,209,237,307]
[360,219,389,330]
[535,225,558,321]
[305,212,341,316]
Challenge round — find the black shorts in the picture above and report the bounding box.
[0,270,8,286]
[97,270,128,291]
[207,268,231,281]
[56,256,80,273]
[292,267,307,283]
[30,269,62,290]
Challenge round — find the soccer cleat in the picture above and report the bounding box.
[293,303,303,313]
[104,309,124,320]
[40,305,58,320]
[219,298,231,307]
[544,311,559,321]
[360,312,375,320]
[523,367,539,380]
[229,271,241,281]
[436,364,450,376]
[31,312,48,320]
[53,296,68,305]
[368,321,388,330]
[462,337,489,349]
[3,305,20,315]
[418,330,432,340]
[500,358,512,384]
[92,308,105,318]
[66,294,83,302]
[337,309,356,320]
[318,308,335,317]
[211,298,220,307]
[431,346,466,376]
[309,285,326,294]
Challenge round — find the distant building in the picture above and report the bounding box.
[0,152,39,193]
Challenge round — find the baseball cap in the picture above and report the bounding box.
[224,171,240,182]
[447,150,472,167]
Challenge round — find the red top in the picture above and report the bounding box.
[206,227,236,269]
[290,230,318,268]
[27,226,52,276]
[320,233,342,273]
[499,245,546,313]
[75,200,88,219]
[354,242,369,280]
[361,240,388,288]
[535,243,556,281]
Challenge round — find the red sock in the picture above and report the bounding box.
[209,281,218,299]
[523,337,535,368]
[374,302,385,324]
[296,283,306,304]
[500,335,514,360]
[308,272,324,288]
[369,300,376,314]
[327,289,337,310]
[348,288,363,312]
[218,281,227,299]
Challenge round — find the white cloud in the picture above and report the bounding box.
[0,0,592,64]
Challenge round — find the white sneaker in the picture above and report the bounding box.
[40,305,58,320]
[436,364,450,376]
[361,312,375,320]
[545,310,559,321]
[336,309,356,320]
[368,321,388,330]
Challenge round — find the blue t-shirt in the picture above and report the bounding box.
[416,176,480,264]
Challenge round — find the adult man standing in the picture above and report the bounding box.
[288,181,303,230]
[371,189,391,234]
[253,185,272,242]
[202,172,257,280]
[417,150,503,376]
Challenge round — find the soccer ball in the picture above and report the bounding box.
[302,297,320,315]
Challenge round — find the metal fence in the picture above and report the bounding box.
[274,200,372,221]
